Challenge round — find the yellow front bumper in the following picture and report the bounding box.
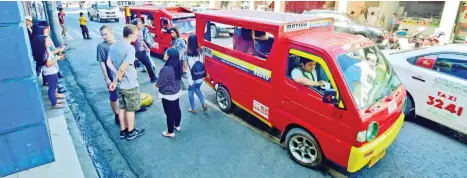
[347,113,405,173]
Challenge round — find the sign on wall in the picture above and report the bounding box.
[110,1,145,7]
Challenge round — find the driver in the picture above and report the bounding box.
[291,58,328,88]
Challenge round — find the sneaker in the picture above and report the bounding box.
[126,128,145,140]
[119,129,128,139]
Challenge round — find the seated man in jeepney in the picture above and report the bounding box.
[291,58,328,88]
[161,19,170,33]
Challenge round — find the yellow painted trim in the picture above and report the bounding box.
[346,113,405,173]
[289,49,344,108]
[232,100,272,127]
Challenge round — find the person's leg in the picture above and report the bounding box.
[117,90,127,139]
[85,26,91,39]
[194,83,207,111]
[109,87,119,125]
[188,85,195,111]
[138,51,157,82]
[42,72,47,86]
[124,87,144,140]
[162,99,174,133]
[45,73,59,107]
[174,98,181,128]
[80,25,86,39]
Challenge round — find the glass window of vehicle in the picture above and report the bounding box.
[434,54,467,80]
[96,3,111,10]
[141,12,154,28]
[337,45,401,109]
[172,18,195,34]
[286,51,334,95]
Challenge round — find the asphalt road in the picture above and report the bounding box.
[59,8,467,178]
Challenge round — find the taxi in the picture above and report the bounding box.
[384,45,467,135]
[195,10,407,172]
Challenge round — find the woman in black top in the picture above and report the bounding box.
[156,48,183,138]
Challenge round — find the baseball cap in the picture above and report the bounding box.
[25,15,32,21]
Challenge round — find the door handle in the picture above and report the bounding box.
[412,76,425,82]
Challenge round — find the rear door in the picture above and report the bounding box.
[403,52,467,133]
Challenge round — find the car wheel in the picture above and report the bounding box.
[229,33,233,37]
[286,128,324,168]
[404,93,416,119]
[115,18,119,22]
[97,15,102,23]
[216,86,233,113]
[210,25,218,38]
[88,13,93,21]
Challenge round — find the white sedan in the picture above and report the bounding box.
[383,45,467,135]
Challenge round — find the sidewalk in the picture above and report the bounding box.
[5,83,98,178]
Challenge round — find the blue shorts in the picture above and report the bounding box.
[107,67,118,102]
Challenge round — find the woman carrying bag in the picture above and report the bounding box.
[183,35,208,114]
[156,48,183,138]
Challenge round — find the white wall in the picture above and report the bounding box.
[439,0,461,43]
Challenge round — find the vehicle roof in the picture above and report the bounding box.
[128,6,168,11]
[386,44,467,56]
[303,10,344,14]
[287,30,374,55]
[196,9,319,28]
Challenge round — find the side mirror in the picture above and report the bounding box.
[322,89,338,105]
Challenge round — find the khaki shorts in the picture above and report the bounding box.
[60,24,67,34]
[118,87,141,112]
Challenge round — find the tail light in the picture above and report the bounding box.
[356,121,380,143]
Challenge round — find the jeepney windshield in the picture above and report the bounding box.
[172,18,196,34]
[337,45,401,110]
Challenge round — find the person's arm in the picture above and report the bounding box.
[97,46,111,85]
[291,69,325,87]
[45,54,64,67]
[108,48,135,91]
[106,56,118,76]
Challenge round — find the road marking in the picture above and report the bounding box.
[203,99,348,178]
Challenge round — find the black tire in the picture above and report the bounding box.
[229,33,233,37]
[216,86,233,113]
[88,13,93,21]
[210,25,218,38]
[115,18,119,22]
[404,93,416,119]
[97,15,102,23]
[285,128,324,168]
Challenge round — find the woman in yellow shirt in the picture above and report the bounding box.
[79,12,91,40]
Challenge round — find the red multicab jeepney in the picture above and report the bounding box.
[127,6,195,55]
[195,10,407,172]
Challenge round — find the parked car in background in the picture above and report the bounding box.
[87,2,120,22]
[303,10,390,49]
[383,45,467,135]
[192,7,234,38]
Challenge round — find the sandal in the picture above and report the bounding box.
[202,104,208,112]
[54,104,64,109]
[188,109,197,114]
[162,131,175,138]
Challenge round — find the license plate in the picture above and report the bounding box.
[368,149,386,168]
[388,101,397,114]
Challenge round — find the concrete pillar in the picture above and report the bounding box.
[439,0,461,43]
[337,0,348,13]
[274,0,285,13]
[249,0,255,10]
[0,2,54,177]
[45,1,63,47]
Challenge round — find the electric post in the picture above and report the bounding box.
[44,1,64,47]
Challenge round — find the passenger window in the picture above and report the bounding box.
[130,12,138,21]
[141,12,154,28]
[160,18,170,29]
[202,21,275,60]
[434,54,467,80]
[286,51,333,94]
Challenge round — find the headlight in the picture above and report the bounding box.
[366,121,379,142]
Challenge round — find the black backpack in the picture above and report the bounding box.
[188,54,206,80]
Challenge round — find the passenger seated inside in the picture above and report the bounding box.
[233,28,267,59]
[161,19,169,33]
[291,58,329,88]
[254,31,274,55]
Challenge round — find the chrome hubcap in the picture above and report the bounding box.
[289,136,317,164]
[216,90,228,109]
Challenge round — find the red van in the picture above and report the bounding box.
[127,6,195,55]
[195,10,407,172]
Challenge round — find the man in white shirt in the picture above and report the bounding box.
[291,58,328,88]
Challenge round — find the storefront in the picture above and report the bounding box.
[397,1,445,36]
[455,1,467,41]
[284,1,336,14]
